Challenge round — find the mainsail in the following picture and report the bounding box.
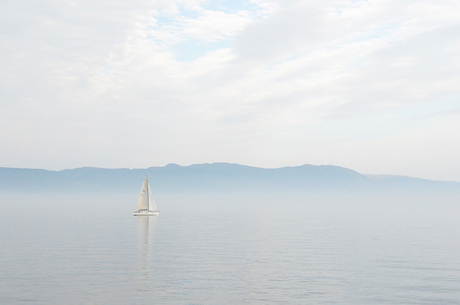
[137,177,149,211]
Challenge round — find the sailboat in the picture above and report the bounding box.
[133,177,159,216]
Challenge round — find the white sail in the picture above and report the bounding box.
[137,177,149,211]
[148,185,158,212]
[134,176,159,216]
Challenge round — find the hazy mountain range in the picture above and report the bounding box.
[1,163,459,194]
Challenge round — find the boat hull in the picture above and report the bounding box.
[133,210,159,216]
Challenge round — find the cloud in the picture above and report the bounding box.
[182,9,253,41]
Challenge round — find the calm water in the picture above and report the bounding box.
[1,192,460,304]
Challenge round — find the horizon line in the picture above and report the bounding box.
[1,162,459,183]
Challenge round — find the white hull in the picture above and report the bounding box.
[133,210,159,216]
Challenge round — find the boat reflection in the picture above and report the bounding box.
[137,215,158,288]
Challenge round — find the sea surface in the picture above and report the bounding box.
[1,192,460,304]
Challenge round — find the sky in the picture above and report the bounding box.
[1,0,459,181]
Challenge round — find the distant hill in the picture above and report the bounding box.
[1,163,459,194]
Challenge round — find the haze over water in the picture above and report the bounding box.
[1,192,460,304]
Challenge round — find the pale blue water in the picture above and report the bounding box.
[1,193,460,304]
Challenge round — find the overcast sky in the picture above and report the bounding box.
[1,0,459,181]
